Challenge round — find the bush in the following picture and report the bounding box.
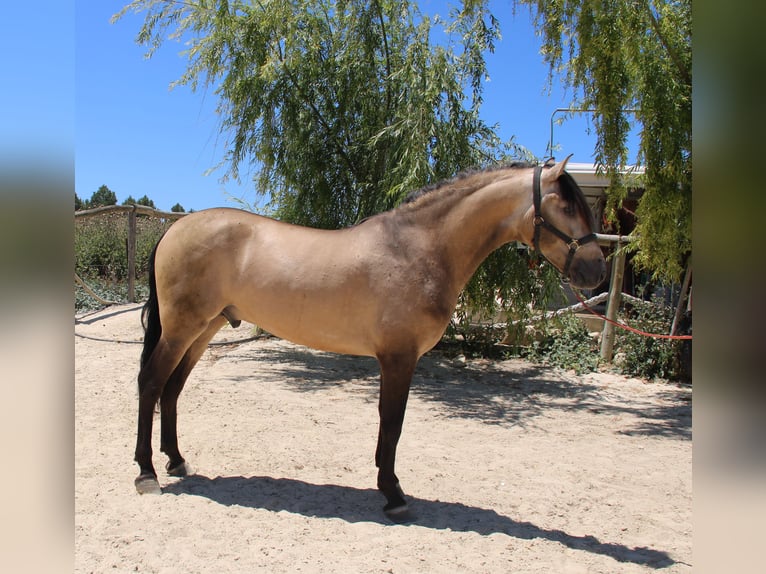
[76,213,171,280]
[613,298,685,380]
[527,313,601,374]
[75,210,175,311]
[75,213,128,279]
[446,288,689,381]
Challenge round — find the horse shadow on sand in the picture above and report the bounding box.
[218,340,691,439]
[163,474,677,569]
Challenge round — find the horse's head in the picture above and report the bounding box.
[529,156,606,288]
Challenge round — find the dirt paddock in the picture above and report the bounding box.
[75,303,691,573]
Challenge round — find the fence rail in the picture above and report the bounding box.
[75,204,188,220]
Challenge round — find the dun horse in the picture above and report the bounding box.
[134,157,606,516]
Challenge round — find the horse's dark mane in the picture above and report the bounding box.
[558,171,595,228]
[401,161,593,227]
[401,161,535,205]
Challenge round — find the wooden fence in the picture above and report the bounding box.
[507,232,690,362]
[571,233,690,361]
[75,204,187,303]
[596,233,631,362]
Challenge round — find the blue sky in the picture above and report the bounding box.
[75,1,640,212]
[1,3,73,174]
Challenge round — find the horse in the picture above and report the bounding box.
[134,156,606,517]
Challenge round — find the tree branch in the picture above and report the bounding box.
[278,55,361,185]
[644,1,690,86]
[374,0,393,112]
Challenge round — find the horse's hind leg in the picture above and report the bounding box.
[160,315,228,477]
[375,352,417,518]
[135,336,193,494]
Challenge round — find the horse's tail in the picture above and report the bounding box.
[140,240,162,375]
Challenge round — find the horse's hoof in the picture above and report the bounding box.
[384,503,414,524]
[135,474,162,495]
[166,461,193,477]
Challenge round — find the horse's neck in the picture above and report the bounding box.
[418,171,533,288]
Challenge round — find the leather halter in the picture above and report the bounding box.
[532,165,597,282]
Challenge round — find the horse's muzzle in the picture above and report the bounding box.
[568,255,607,289]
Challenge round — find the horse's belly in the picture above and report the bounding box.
[235,299,378,357]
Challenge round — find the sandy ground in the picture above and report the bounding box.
[75,303,691,573]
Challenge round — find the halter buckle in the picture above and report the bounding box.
[567,238,580,252]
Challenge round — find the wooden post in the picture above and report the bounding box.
[127,205,137,303]
[600,242,627,362]
[670,262,692,336]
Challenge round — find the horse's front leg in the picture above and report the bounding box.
[375,352,418,518]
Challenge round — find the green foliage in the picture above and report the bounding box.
[527,313,601,375]
[170,202,186,212]
[449,245,563,349]
[78,187,164,211]
[75,208,174,311]
[75,212,171,281]
[122,194,157,208]
[114,0,512,229]
[517,0,691,282]
[490,282,690,380]
[520,298,686,380]
[77,185,120,210]
[88,184,118,208]
[613,297,684,380]
[75,213,128,279]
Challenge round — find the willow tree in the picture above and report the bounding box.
[114,0,557,344]
[115,0,517,228]
[516,0,691,282]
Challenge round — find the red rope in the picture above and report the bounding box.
[571,288,692,340]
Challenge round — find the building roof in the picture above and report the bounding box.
[566,163,645,210]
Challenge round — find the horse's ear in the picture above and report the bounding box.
[548,154,574,179]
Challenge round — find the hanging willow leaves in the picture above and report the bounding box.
[114,0,513,227]
[113,0,562,342]
[517,0,691,282]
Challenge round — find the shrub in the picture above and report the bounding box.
[75,210,175,311]
[76,212,172,280]
[613,298,684,380]
[527,313,601,374]
[75,213,129,279]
